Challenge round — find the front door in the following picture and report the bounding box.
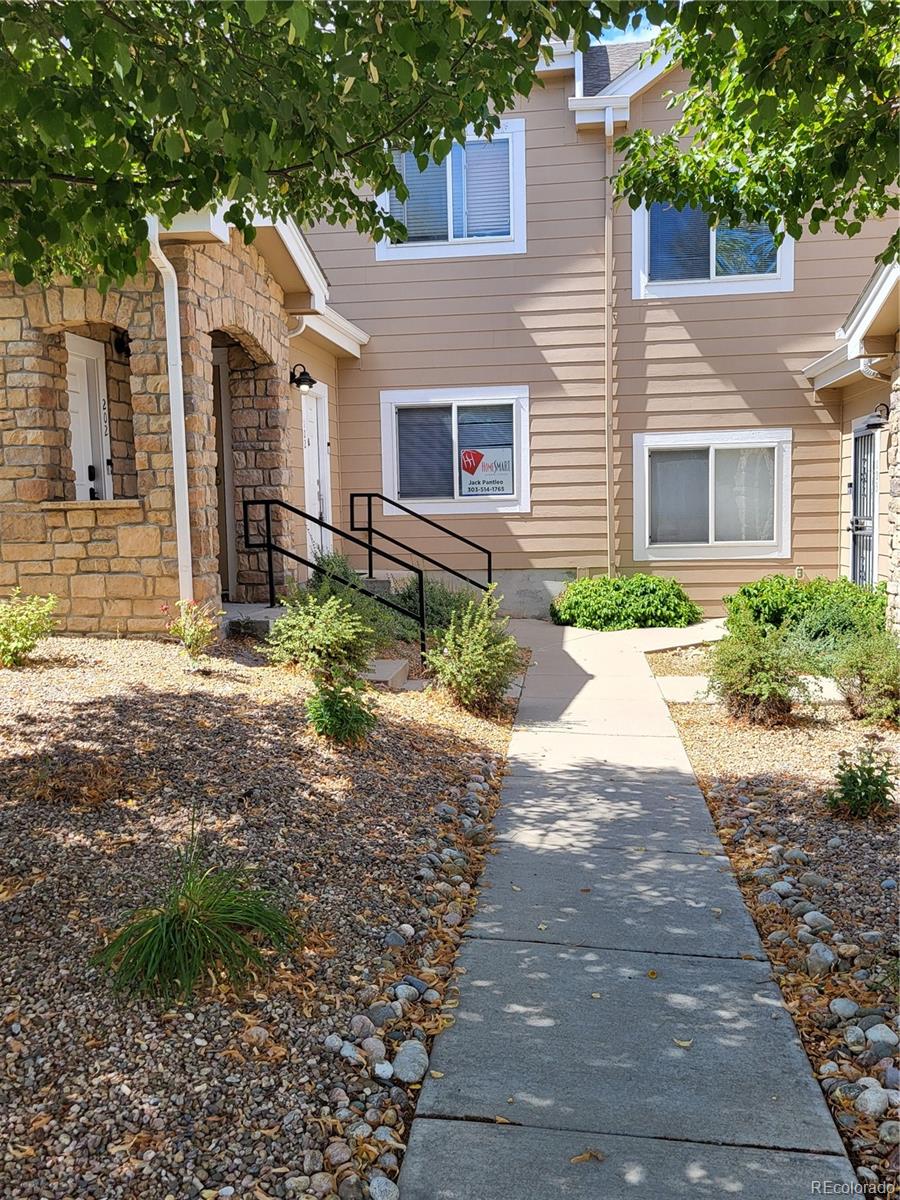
[303,387,333,560]
[212,351,237,599]
[850,427,877,587]
[65,333,113,500]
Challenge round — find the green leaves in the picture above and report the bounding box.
[615,0,899,265]
[0,0,607,282]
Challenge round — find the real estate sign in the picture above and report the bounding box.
[459,447,514,496]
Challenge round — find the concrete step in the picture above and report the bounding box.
[361,658,410,689]
[223,603,282,638]
[354,575,393,598]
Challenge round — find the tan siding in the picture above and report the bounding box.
[839,378,892,582]
[611,67,894,613]
[306,75,610,576]
[306,64,895,609]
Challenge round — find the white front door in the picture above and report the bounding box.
[302,387,333,560]
[65,333,113,500]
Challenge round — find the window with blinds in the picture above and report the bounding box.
[648,202,778,283]
[395,402,516,500]
[389,136,512,245]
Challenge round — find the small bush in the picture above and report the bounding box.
[95,838,296,1000]
[550,573,701,631]
[306,680,376,745]
[163,598,222,662]
[305,552,418,648]
[425,585,519,713]
[266,592,376,683]
[725,575,886,640]
[826,739,897,819]
[0,589,58,668]
[393,575,475,633]
[708,616,811,726]
[833,631,900,726]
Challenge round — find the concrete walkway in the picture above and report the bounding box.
[399,619,856,1199]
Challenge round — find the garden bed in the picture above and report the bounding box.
[0,636,513,1200]
[655,689,899,1186]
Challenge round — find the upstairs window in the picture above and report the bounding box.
[376,119,526,262]
[632,202,793,299]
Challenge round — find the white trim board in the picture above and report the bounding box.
[631,204,795,300]
[632,428,793,562]
[375,119,526,263]
[379,384,531,516]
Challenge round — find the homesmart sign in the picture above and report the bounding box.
[459,446,514,496]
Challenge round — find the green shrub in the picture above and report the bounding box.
[725,575,886,642]
[708,616,811,726]
[826,739,897,819]
[306,680,376,745]
[0,589,58,668]
[550,573,701,631]
[266,592,376,682]
[833,631,900,726]
[425,585,520,713]
[163,598,222,662]
[95,837,296,999]
[393,575,475,632]
[309,549,357,590]
[304,551,418,649]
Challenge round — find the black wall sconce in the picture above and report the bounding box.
[865,403,890,429]
[289,363,316,393]
[113,330,131,357]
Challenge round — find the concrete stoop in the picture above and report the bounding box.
[361,658,410,690]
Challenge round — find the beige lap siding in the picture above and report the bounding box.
[306,73,610,579]
[612,67,895,614]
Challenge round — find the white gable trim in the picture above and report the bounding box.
[567,46,672,127]
[836,261,900,358]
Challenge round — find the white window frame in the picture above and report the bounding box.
[375,118,526,262]
[633,428,792,561]
[380,385,530,516]
[631,204,794,300]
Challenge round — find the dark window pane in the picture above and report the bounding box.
[397,407,454,498]
[715,219,778,276]
[649,448,709,543]
[648,202,711,281]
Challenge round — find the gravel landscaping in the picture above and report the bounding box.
[0,636,512,1200]
[655,687,899,1187]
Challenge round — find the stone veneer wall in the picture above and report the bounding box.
[0,230,297,633]
[888,339,900,634]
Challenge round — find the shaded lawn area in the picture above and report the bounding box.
[0,636,509,1200]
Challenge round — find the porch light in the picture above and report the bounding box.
[865,403,890,429]
[289,363,316,392]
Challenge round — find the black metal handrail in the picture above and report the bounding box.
[349,491,492,593]
[242,498,427,657]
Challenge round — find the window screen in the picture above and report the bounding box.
[649,448,709,543]
[714,446,776,540]
[390,151,448,242]
[648,202,710,282]
[715,219,778,277]
[451,140,511,239]
[397,406,454,498]
[458,404,514,495]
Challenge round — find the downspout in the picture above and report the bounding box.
[603,106,616,576]
[146,215,194,602]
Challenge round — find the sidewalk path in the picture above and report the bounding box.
[399,619,857,1199]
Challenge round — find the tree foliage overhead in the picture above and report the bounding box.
[0,1,896,285]
[0,0,610,284]
[617,1,899,264]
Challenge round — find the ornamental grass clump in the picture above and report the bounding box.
[94,836,296,1000]
[163,598,222,665]
[550,573,700,631]
[266,592,377,744]
[833,630,900,727]
[707,614,811,727]
[826,738,897,819]
[425,585,519,713]
[0,589,58,668]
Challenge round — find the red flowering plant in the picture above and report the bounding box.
[162,598,223,665]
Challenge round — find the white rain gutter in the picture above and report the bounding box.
[146,215,194,601]
[603,105,616,576]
